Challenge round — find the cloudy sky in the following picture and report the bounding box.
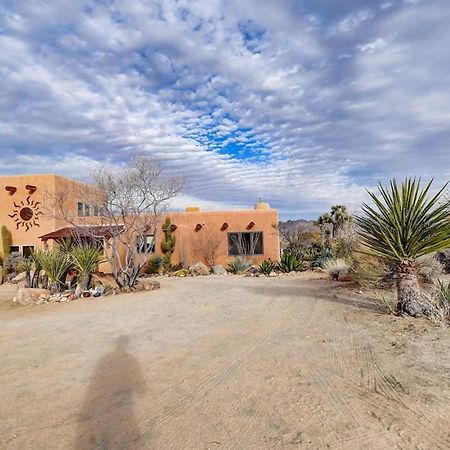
[1,0,449,219]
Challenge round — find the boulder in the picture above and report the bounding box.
[212,265,227,275]
[11,272,26,284]
[13,288,51,306]
[245,265,260,275]
[92,273,119,289]
[138,278,161,291]
[337,268,353,282]
[188,262,210,276]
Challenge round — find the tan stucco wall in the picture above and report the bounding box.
[0,174,280,270]
[0,174,96,256]
[154,209,280,267]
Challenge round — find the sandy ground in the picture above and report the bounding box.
[1,274,450,450]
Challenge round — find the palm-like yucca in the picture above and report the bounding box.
[71,245,106,294]
[355,178,450,316]
[34,248,72,293]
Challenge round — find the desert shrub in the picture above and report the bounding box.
[436,280,450,305]
[278,253,305,273]
[144,255,164,275]
[228,257,250,274]
[323,258,350,280]
[4,253,24,273]
[417,256,443,285]
[259,259,276,275]
[309,247,334,269]
[435,250,450,273]
[350,250,391,288]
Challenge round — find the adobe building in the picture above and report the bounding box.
[0,174,280,270]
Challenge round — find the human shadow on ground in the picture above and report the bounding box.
[74,335,146,449]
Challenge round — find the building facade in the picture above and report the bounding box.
[0,174,280,270]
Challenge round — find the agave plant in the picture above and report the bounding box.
[278,253,305,273]
[228,257,249,274]
[259,259,276,276]
[355,178,450,317]
[71,245,106,294]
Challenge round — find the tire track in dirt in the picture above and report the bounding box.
[326,294,450,449]
[134,290,301,445]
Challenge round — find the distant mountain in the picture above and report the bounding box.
[278,219,317,233]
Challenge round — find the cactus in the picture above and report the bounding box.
[1,225,10,283]
[161,217,176,268]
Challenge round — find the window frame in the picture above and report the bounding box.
[227,231,264,257]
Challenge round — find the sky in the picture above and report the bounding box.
[1,0,449,219]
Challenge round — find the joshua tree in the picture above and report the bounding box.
[315,205,351,239]
[161,217,176,269]
[355,178,450,317]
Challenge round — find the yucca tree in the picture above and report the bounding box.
[355,178,450,316]
[34,248,72,293]
[71,245,106,296]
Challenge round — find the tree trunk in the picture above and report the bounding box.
[75,274,90,298]
[31,268,40,288]
[396,273,430,317]
[24,271,31,288]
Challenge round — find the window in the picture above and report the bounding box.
[77,202,92,217]
[228,232,263,256]
[9,246,20,255]
[137,235,155,253]
[22,246,35,257]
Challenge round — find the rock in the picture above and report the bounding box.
[212,265,227,275]
[171,269,189,277]
[188,262,210,276]
[36,298,46,306]
[139,278,161,291]
[11,272,26,284]
[245,265,260,275]
[269,272,278,278]
[13,288,51,306]
[91,273,119,289]
[337,268,353,282]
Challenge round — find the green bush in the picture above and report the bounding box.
[228,257,249,274]
[278,253,305,273]
[259,259,276,275]
[144,255,164,274]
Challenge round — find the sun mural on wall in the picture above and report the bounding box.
[8,196,43,231]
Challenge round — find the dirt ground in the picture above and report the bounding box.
[1,274,450,449]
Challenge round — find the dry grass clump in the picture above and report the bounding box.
[350,249,391,288]
[417,255,444,285]
[323,258,350,280]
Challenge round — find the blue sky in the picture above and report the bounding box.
[1,0,449,219]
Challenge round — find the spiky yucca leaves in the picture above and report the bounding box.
[71,245,105,295]
[18,257,34,288]
[355,178,450,317]
[34,248,72,293]
[71,245,105,277]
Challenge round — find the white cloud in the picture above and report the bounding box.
[0,0,449,219]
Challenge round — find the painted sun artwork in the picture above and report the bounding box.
[8,196,43,231]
